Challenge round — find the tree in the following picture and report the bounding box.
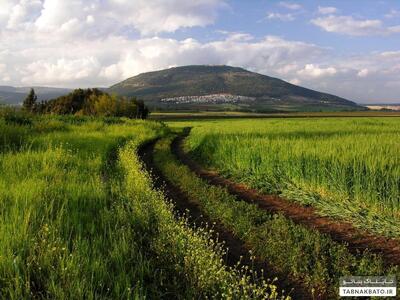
[93,94,117,116]
[23,88,37,112]
[116,97,137,118]
[136,100,149,119]
[36,88,150,119]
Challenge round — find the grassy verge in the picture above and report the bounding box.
[0,115,284,299]
[153,134,399,299]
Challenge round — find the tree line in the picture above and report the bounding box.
[23,88,149,119]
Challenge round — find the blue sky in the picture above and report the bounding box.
[168,1,400,53]
[1,0,400,103]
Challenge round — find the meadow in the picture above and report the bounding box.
[1,111,399,299]
[180,118,400,238]
[0,113,284,299]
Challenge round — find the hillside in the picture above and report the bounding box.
[0,86,71,105]
[109,65,363,112]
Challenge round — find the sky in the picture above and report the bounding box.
[0,0,399,103]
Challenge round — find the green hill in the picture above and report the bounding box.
[108,65,364,112]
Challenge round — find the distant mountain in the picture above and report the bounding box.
[109,65,364,112]
[0,86,72,105]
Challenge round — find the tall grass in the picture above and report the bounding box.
[181,118,400,238]
[0,120,28,152]
[0,118,161,298]
[0,116,284,299]
[153,134,399,299]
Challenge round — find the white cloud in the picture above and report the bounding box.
[385,9,400,19]
[3,0,226,37]
[317,6,338,15]
[228,33,254,42]
[266,12,295,21]
[0,0,399,103]
[311,15,400,36]
[21,57,101,85]
[278,2,301,10]
[289,78,301,85]
[1,23,399,102]
[380,50,400,58]
[0,29,325,87]
[1,29,400,102]
[0,63,10,82]
[276,64,299,75]
[86,15,95,24]
[357,68,369,77]
[34,0,82,32]
[6,0,42,29]
[217,31,254,42]
[305,51,400,102]
[115,0,227,35]
[297,64,337,78]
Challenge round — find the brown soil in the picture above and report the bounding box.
[138,139,316,300]
[172,133,400,267]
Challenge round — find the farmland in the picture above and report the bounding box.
[1,112,399,299]
[180,118,400,238]
[152,134,398,299]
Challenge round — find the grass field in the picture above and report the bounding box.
[0,114,284,299]
[178,118,400,238]
[1,111,399,299]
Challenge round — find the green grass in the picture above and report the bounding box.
[0,120,29,152]
[178,118,400,238]
[153,134,399,299]
[0,115,285,299]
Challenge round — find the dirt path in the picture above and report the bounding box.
[138,139,314,300]
[172,134,400,267]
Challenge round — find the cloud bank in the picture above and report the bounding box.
[311,15,400,36]
[0,0,399,103]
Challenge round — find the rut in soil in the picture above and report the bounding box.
[138,139,314,300]
[172,131,400,267]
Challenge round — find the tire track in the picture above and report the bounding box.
[138,139,314,300]
[172,131,400,267]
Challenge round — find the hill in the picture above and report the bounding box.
[108,65,364,112]
[0,86,71,105]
